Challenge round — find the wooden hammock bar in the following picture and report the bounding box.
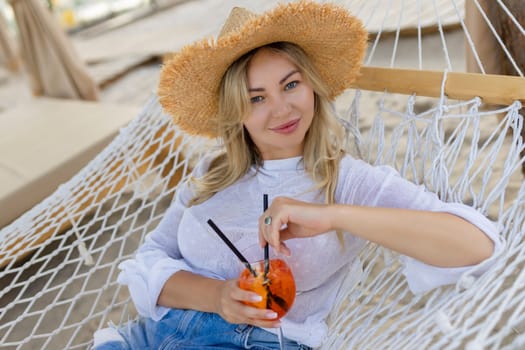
[353,67,525,106]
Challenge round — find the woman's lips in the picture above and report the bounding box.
[270,119,300,134]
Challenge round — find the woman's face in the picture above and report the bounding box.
[243,48,315,160]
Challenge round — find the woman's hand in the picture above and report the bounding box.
[258,196,334,255]
[215,279,281,328]
[259,196,494,268]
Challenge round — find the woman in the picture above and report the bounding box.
[93,2,503,349]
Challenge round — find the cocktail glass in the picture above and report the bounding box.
[206,218,296,348]
[239,258,296,348]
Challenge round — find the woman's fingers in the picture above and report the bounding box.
[259,197,333,248]
[259,211,278,249]
[219,279,281,327]
[258,197,297,255]
[231,284,262,303]
[258,214,291,256]
[276,233,292,255]
[226,303,280,327]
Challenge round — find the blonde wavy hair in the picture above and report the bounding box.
[189,42,345,207]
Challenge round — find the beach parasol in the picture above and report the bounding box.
[0,9,19,71]
[7,0,99,100]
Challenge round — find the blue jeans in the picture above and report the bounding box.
[94,309,312,350]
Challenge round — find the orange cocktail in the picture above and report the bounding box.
[239,259,296,319]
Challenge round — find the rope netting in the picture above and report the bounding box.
[325,90,525,350]
[1,0,525,349]
[1,88,524,349]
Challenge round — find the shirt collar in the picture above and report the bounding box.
[260,156,304,172]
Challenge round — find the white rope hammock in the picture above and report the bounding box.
[1,1,525,349]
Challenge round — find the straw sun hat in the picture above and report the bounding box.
[158,0,368,137]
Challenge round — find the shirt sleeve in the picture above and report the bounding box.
[117,156,212,320]
[338,156,505,294]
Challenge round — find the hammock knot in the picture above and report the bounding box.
[511,100,522,110]
[434,310,454,334]
[406,94,416,117]
[472,96,482,106]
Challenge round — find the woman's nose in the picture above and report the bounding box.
[271,95,292,118]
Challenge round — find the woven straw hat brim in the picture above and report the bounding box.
[158,1,368,137]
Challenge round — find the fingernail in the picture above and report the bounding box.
[251,294,262,302]
[266,311,278,319]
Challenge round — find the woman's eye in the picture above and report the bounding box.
[250,96,264,104]
[285,81,298,90]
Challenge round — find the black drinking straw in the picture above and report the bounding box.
[263,194,269,278]
[207,219,257,277]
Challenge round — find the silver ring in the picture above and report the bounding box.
[264,216,272,225]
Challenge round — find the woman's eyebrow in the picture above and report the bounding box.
[279,70,300,84]
[248,70,300,92]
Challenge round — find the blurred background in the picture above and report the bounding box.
[1,0,156,32]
